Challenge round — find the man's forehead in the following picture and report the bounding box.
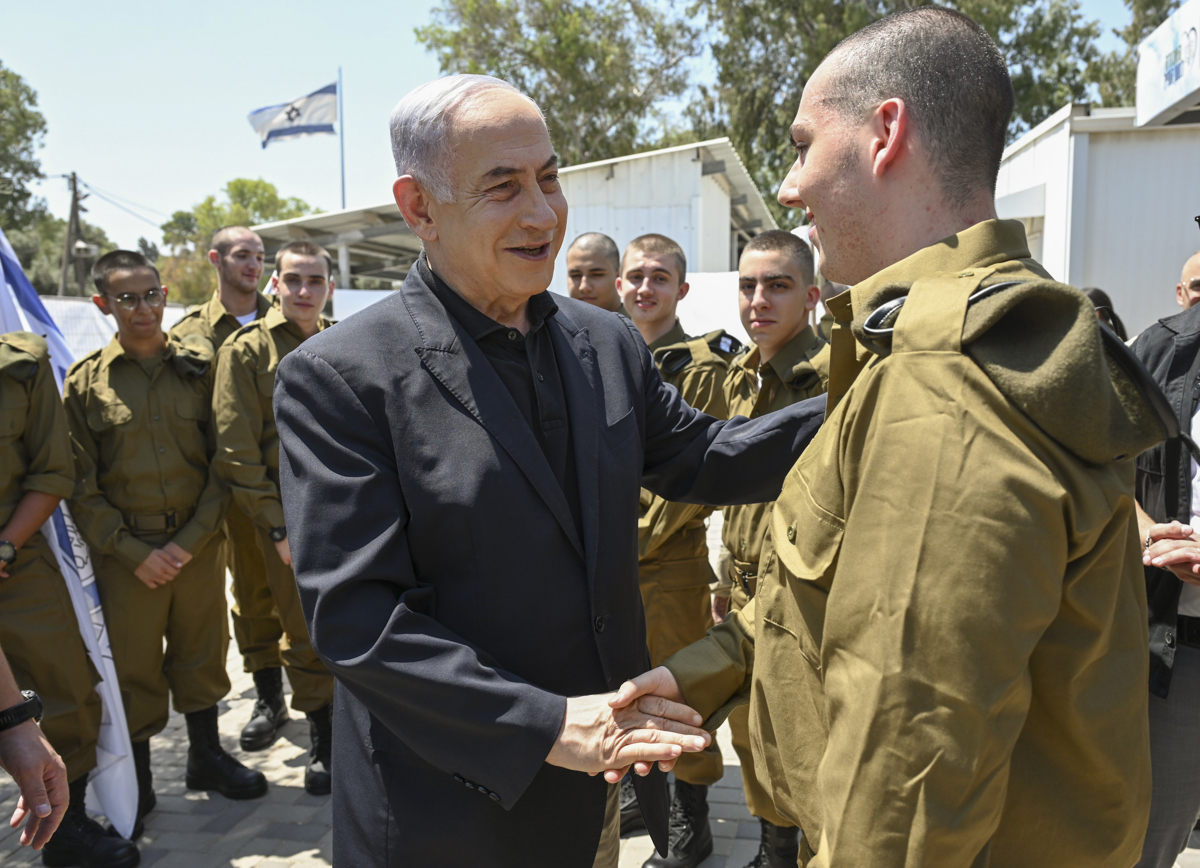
[450,92,553,175]
[279,254,327,275]
[109,268,159,289]
[625,252,675,272]
[567,247,611,267]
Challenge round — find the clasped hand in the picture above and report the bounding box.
[1144,521,1200,586]
[547,667,700,784]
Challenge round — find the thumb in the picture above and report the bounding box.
[610,668,666,709]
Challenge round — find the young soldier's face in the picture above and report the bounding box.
[738,249,818,360]
[618,251,688,332]
[94,268,167,341]
[213,233,265,293]
[273,254,333,329]
[566,246,620,311]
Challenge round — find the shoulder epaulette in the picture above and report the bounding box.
[0,332,47,382]
[170,333,215,379]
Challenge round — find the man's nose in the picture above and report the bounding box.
[778,159,804,210]
[520,185,559,233]
[752,286,771,311]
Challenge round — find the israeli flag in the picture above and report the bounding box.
[0,227,138,839]
[248,82,337,149]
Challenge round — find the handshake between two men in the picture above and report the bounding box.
[546,668,692,783]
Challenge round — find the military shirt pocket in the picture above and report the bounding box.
[86,397,133,431]
[771,470,844,584]
[0,390,29,442]
[175,388,209,422]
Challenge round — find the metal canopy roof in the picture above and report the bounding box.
[252,136,774,283]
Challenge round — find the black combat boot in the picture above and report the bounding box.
[743,819,800,868]
[642,780,713,868]
[185,706,268,800]
[304,703,332,796]
[109,740,155,840]
[42,775,140,868]
[239,666,288,751]
[619,773,645,834]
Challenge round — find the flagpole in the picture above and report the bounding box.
[338,66,346,210]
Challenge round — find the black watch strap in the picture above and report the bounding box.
[0,540,16,566]
[269,526,287,543]
[0,691,43,732]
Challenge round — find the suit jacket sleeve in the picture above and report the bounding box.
[274,347,566,811]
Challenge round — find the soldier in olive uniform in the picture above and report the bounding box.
[618,10,1162,868]
[169,227,290,752]
[0,330,138,867]
[714,231,828,868]
[65,251,269,836]
[566,232,627,316]
[212,240,336,796]
[617,233,739,868]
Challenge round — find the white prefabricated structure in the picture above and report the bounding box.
[994,103,1200,334]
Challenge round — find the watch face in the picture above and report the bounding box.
[0,542,15,564]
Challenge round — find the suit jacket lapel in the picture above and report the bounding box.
[402,272,585,559]
[550,310,601,591]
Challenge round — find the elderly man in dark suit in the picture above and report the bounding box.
[273,73,825,868]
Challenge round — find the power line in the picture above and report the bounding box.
[77,180,172,219]
[78,185,164,230]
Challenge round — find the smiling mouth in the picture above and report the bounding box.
[509,243,551,260]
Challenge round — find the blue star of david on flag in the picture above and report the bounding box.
[248,82,337,149]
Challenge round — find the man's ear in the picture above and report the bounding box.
[92,294,111,316]
[869,97,909,179]
[161,285,170,301]
[394,176,438,243]
[805,284,820,312]
[207,249,220,268]
[677,281,690,302]
[1179,284,1188,308]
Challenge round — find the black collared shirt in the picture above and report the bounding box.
[420,255,581,534]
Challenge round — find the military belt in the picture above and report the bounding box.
[726,557,758,598]
[124,506,195,535]
[1177,615,1200,649]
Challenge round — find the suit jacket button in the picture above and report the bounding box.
[453,774,464,783]
[1167,631,1176,649]
[489,792,501,802]
[594,616,606,633]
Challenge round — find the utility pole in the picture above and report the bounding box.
[57,173,87,296]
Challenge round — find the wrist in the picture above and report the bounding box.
[269,526,287,543]
[0,540,17,566]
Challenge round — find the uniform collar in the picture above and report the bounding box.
[98,333,172,370]
[762,326,819,382]
[205,290,271,326]
[263,298,331,337]
[648,319,687,353]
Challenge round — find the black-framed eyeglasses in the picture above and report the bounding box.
[107,288,166,311]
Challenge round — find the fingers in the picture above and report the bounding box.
[602,765,630,784]
[634,694,702,727]
[610,667,681,709]
[1146,544,1200,568]
[30,760,68,849]
[1147,522,1194,545]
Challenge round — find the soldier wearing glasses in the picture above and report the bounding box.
[63,250,268,839]
[212,240,337,795]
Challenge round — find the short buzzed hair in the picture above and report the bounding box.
[92,249,160,294]
[623,234,687,283]
[822,7,1014,208]
[211,226,260,258]
[569,233,620,273]
[275,240,334,279]
[741,231,815,285]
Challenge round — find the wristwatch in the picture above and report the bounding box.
[0,540,16,566]
[0,691,43,733]
[268,526,288,543]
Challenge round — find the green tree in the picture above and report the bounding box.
[0,60,48,231]
[158,178,315,305]
[691,0,1105,227]
[415,0,702,165]
[1089,0,1181,105]
[8,211,115,296]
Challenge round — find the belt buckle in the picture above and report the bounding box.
[164,511,177,530]
[738,570,755,594]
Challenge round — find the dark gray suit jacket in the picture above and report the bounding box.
[274,263,824,867]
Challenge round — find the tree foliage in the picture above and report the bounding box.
[157,178,315,305]
[1089,0,1181,105]
[415,0,702,165]
[0,60,48,232]
[8,211,115,296]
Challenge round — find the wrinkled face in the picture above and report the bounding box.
[566,246,620,311]
[1177,253,1200,309]
[618,251,688,333]
[777,62,875,286]
[95,268,167,341]
[272,253,332,329]
[428,90,567,305]
[216,232,265,293]
[738,249,818,360]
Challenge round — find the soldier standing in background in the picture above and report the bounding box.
[170,227,291,753]
[212,240,337,796]
[714,231,828,867]
[566,232,627,316]
[617,233,740,868]
[65,251,268,838]
[0,329,137,867]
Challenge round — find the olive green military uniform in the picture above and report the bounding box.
[717,326,828,828]
[639,319,737,786]
[171,292,281,674]
[0,332,102,784]
[64,333,230,743]
[664,221,1159,867]
[213,305,334,713]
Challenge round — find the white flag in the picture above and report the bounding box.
[248,82,337,149]
[0,227,138,839]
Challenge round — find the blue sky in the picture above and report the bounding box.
[5,0,1133,250]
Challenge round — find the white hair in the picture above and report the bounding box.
[389,74,542,202]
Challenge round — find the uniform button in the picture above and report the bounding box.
[508,330,518,341]
[1167,631,1176,649]
[594,616,606,633]
[158,447,166,454]
[537,372,545,382]
[153,415,160,421]
[786,524,796,543]
[958,270,974,278]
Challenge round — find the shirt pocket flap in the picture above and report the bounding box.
[87,398,133,430]
[771,471,844,583]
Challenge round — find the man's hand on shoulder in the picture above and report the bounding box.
[546,674,707,784]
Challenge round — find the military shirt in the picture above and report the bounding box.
[719,326,828,577]
[638,319,734,563]
[213,304,331,531]
[0,332,75,529]
[63,333,224,569]
[170,290,273,350]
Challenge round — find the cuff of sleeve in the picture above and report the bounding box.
[114,535,155,571]
[21,475,75,501]
[254,500,286,532]
[170,522,216,556]
[663,612,755,724]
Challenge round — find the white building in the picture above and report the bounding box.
[995,103,1200,334]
